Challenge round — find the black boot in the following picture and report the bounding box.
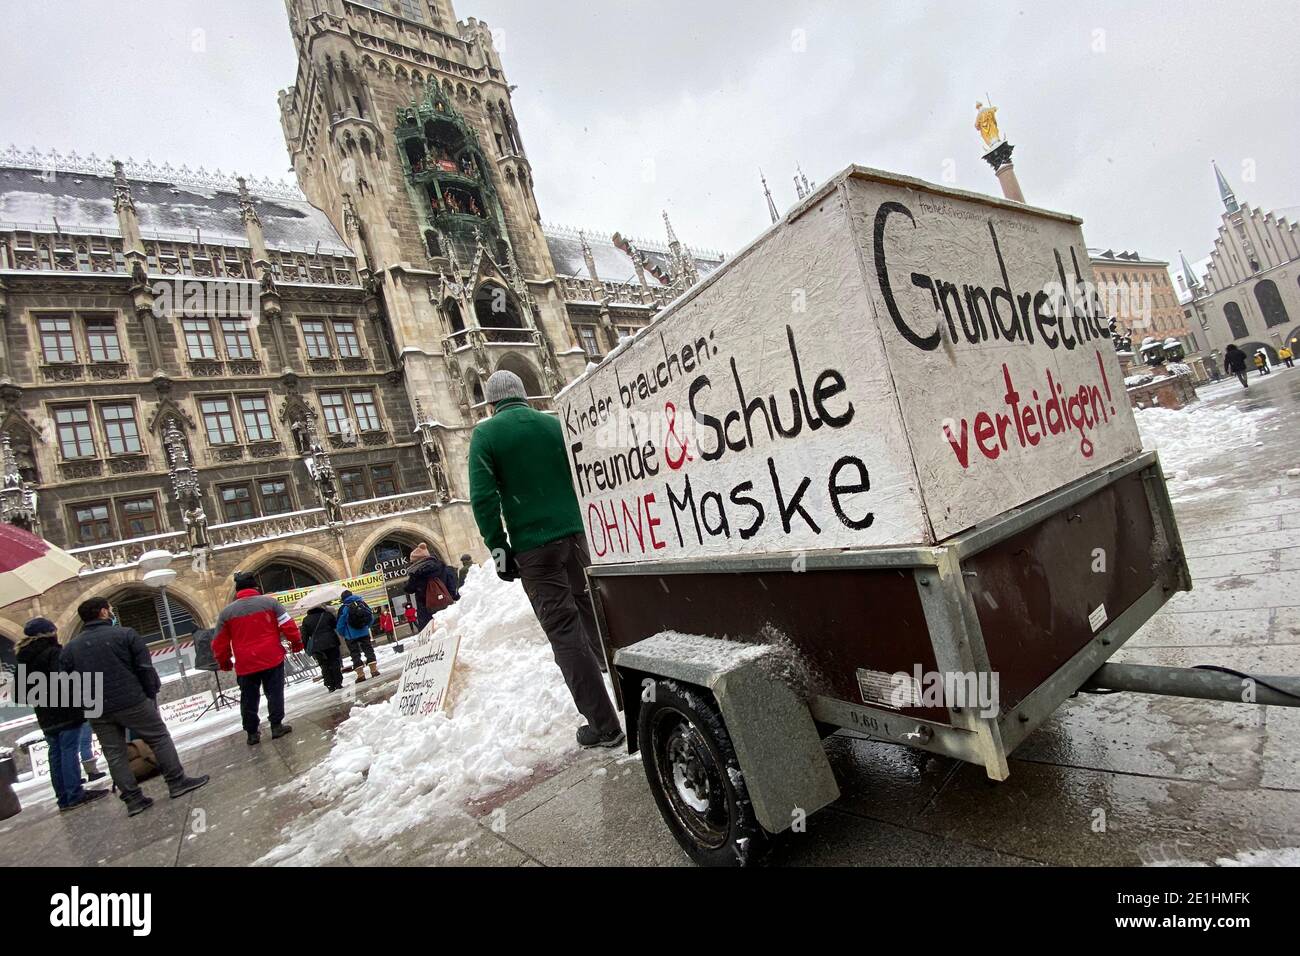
[60,789,110,812]
[247,731,261,746]
[124,793,154,817]
[271,723,293,740]
[576,725,625,748]
[168,774,210,799]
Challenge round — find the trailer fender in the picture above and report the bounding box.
[614,633,840,835]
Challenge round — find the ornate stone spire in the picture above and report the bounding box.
[579,230,599,281]
[112,160,135,213]
[237,176,261,227]
[0,434,38,533]
[760,169,779,224]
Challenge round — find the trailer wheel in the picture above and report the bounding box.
[638,679,767,867]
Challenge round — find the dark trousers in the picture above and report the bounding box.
[1236,370,1249,387]
[516,533,620,736]
[314,649,343,691]
[236,663,286,734]
[44,727,86,808]
[91,698,186,801]
[346,636,377,668]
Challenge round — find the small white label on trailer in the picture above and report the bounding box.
[1089,603,1108,633]
[857,668,920,709]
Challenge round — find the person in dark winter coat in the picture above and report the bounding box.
[15,618,109,812]
[60,598,209,816]
[214,571,304,745]
[468,369,623,750]
[335,590,379,682]
[1222,343,1249,388]
[301,605,342,692]
[457,554,474,589]
[403,542,458,631]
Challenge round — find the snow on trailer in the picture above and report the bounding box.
[556,165,1218,866]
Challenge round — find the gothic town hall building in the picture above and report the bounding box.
[0,0,720,669]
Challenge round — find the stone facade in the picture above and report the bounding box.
[0,0,724,661]
[0,152,462,655]
[1184,163,1300,362]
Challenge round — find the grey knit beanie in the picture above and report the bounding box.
[484,369,526,404]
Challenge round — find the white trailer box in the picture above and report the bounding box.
[558,165,1142,565]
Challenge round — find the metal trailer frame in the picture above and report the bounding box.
[592,450,1199,834]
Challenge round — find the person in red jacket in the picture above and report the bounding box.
[213,570,303,745]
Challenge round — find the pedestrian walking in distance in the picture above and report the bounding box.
[469,369,624,749]
[403,542,458,631]
[402,602,418,635]
[213,571,304,745]
[457,553,474,590]
[378,607,395,644]
[60,599,209,816]
[336,590,380,682]
[15,618,109,812]
[1222,343,1250,389]
[1253,350,1270,376]
[1279,345,1295,369]
[302,603,343,693]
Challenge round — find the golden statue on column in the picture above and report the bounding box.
[974,101,1002,147]
[974,97,1023,203]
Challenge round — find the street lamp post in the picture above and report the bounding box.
[140,550,192,696]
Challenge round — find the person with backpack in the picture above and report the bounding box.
[213,571,304,745]
[403,543,458,631]
[336,590,379,682]
[302,603,342,692]
[60,599,209,816]
[15,618,109,812]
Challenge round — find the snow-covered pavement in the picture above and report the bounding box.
[3,371,1298,868]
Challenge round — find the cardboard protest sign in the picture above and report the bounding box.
[395,627,460,719]
[557,165,1140,563]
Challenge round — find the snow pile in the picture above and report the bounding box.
[259,561,579,866]
[1134,399,1275,494]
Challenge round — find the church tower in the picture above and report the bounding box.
[278,0,581,506]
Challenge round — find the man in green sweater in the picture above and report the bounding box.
[468,369,624,748]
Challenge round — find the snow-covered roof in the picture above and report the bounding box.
[0,148,352,257]
[544,224,723,284]
[1087,247,1169,267]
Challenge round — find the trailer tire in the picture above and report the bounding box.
[638,679,768,867]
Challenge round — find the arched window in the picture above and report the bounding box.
[1224,302,1249,339]
[250,561,324,594]
[1254,279,1290,328]
[474,283,523,329]
[443,298,465,333]
[495,354,544,400]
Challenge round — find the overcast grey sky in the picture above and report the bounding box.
[2,0,1297,273]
